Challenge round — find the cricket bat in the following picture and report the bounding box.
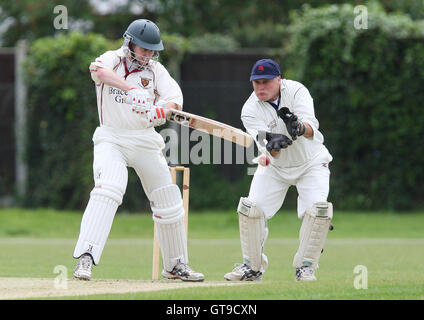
[123,97,253,148]
[165,108,254,148]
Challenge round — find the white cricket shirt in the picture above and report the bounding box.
[89,48,183,130]
[241,79,332,168]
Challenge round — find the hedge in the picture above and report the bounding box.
[283,3,424,210]
[23,3,424,211]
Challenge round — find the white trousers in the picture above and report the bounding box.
[248,150,331,219]
[92,126,172,193]
[73,126,175,264]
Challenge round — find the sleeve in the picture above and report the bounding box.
[90,50,119,70]
[89,50,120,84]
[292,85,324,143]
[241,102,270,155]
[155,63,183,108]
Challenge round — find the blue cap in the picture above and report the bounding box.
[250,59,281,81]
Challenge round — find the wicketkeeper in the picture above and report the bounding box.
[224,59,333,281]
[72,19,204,282]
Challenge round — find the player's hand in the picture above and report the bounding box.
[145,106,167,127]
[127,88,151,113]
[277,107,306,140]
[263,132,292,152]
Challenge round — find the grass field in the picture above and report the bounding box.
[0,208,423,300]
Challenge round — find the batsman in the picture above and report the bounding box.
[72,19,204,282]
[224,59,333,282]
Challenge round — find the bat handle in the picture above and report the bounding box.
[163,107,172,118]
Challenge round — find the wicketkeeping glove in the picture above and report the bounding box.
[277,107,306,140]
[258,131,292,152]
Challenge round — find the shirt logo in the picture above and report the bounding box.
[141,78,150,87]
[267,120,277,130]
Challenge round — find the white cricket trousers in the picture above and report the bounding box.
[73,125,173,264]
[248,150,332,219]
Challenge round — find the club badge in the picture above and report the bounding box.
[141,78,150,88]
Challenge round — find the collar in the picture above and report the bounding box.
[266,92,281,112]
[123,59,142,80]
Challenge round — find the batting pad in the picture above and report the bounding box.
[150,184,184,224]
[238,197,268,272]
[155,216,188,271]
[150,184,188,271]
[293,202,333,269]
[73,161,127,265]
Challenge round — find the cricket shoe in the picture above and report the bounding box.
[74,253,93,280]
[295,265,317,281]
[224,263,262,281]
[162,262,205,282]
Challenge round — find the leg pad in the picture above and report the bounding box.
[238,197,268,272]
[293,202,333,269]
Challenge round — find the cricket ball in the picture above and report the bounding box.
[258,155,270,166]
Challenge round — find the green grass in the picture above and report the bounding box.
[1,208,423,238]
[0,208,423,299]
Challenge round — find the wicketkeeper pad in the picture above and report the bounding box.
[150,184,188,271]
[293,202,333,269]
[238,197,268,272]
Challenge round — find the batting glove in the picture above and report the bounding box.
[145,106,167,127]
[127,88,151,113]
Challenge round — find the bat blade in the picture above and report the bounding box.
[166,109,254,148]
[122,97,253,147]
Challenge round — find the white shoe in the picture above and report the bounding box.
[295,265,317,281]
[162,262,205,282]
[74,254,93,280]
[224,263,262,281]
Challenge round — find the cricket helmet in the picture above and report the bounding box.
[123,19,164,51]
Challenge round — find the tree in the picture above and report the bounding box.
[0,0,156,46]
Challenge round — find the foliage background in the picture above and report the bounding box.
[1,0,423,211]
[282,3,424,210]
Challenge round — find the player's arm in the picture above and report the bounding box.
[300,122,313,138]
[242,107,290,158]
[91,65,150,110]
[277,85,319,141]
[94,66,135,91]
[163,101,181,110]
[278,107,313,140]
[291,86,314,138]
[154,64,183,111]
[89,51,135,91]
